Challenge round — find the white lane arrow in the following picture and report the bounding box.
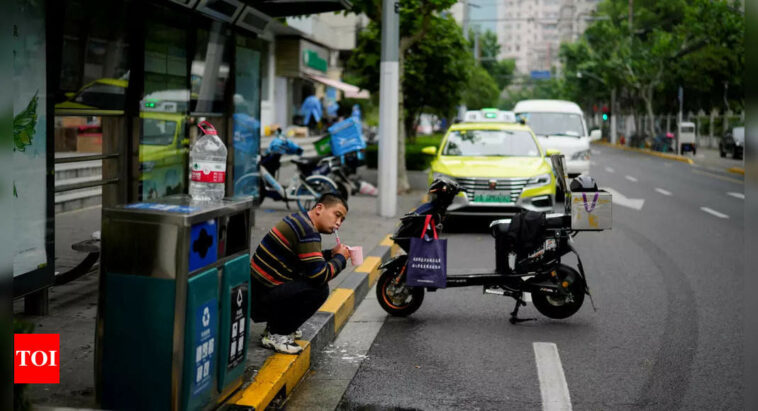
[601,187,645,210]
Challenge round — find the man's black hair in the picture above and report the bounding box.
[314,192,348,212]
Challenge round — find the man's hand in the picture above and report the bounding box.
[331,244,350,260]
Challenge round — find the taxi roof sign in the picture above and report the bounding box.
[463,109,516,123]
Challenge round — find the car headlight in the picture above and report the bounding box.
[571,149,591,161]
[526,173,551,188]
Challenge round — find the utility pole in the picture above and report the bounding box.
[458,0,471,121]
[610,87,617,144]
[378,0,399,217]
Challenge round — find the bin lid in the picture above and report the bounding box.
[104,195,253,226]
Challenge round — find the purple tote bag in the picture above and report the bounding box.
[406,215,447,288]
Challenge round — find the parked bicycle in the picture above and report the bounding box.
[233,131,340,212]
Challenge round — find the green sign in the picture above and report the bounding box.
[303,50,327,72]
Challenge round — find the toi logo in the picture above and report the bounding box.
[14,334,60,384]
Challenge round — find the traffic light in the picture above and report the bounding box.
[602,113,608,121]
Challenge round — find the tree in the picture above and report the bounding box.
[346,0,462,192]
[558,0,744,138]
[475,30,516,91]
[462,65,499,109]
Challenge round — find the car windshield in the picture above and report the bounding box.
[442,129,540,157]
[516,112,584,137]
[141,118,177,146]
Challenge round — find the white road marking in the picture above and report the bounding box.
[524,292,532,303]
[625,175,638,182]
[533,342,572,411]
[601,187,645,210]
[727,192,745,200]
[654,188,672,196]
[605,167,615,173]
[590,161,597,166]
[700,207,729,219]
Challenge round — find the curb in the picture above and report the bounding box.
[728,167,745,175]
[593,140,695,165]
[227,236,397,410]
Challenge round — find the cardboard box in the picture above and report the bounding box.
[570,191,612,230]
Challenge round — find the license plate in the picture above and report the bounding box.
[472,190,511,203]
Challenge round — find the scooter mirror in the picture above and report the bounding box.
[550,154,569,195]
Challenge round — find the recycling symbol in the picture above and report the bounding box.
[202,307,210,327]
[236,289,243,306]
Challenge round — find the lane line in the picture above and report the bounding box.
[625,175,638,182]
[533,342,572,411]
[691,169,743,185]
[524,292,532,303]
[605,167,615,173]
[700,207,729,219]
[727,192,745,200]
[654,188,672,196]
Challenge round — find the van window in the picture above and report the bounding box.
[680,126,695,133]
[516,112,584,137]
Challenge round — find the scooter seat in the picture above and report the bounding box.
[291,156,324,166]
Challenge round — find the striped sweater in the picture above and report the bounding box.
[251,212,347,287]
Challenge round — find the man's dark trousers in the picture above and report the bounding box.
[251,279,329,335]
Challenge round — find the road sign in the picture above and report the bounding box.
[530,70,551,80]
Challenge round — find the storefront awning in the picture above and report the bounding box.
[306,74,370,99]
[243,0,352,18]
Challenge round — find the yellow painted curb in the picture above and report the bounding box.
[391,243,402,258]
[318,288,355,333]
[234,341,311,409]
[728,167,745,175]
[594,141,694,164]
[355,256,382,287]
[380,234,394,247]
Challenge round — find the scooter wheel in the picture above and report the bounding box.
[531,265,585,319]
[376,268,424,317]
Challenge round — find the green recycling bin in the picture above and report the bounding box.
[95,195,253,410]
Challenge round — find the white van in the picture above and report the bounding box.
[513,99,594,177]
[677,121,696,154]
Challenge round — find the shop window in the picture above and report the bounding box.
[232,40,263,197]
[140,21,191,201]
[55,0,130,112]
[191,22,232,114]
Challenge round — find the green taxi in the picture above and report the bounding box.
[423,110,557,216]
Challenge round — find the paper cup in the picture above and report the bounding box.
[347,246,363,266]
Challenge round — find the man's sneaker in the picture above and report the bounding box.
[264,326,302,340]
[261,331,303,354]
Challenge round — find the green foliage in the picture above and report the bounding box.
[13,91,38,152]
[499,78,568,110]
[557,0,743,116]
[365,133,444,170]
[462,65,499,109]
[347,12,472,126]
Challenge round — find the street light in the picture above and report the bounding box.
[576,71,617,144]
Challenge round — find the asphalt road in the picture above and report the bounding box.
[288,145,744,410]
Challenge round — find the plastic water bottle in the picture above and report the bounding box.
[189,121,227,201]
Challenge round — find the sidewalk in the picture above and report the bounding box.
[13,187,425,409]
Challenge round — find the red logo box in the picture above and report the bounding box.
[14,334,60,384]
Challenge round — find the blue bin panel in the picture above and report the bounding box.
[190,219,218,271]
[218,254,251,391]
[181,268,219,411]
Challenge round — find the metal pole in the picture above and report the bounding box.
[610,87,617,144]
[378,0,399,217]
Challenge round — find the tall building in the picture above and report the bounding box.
[492,0,599,75]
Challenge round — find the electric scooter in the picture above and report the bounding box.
[376,155,610,323]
